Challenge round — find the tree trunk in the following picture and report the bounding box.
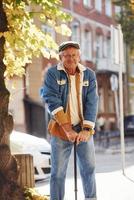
[0,1,24,199]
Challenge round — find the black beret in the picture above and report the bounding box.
[59,41,80,52]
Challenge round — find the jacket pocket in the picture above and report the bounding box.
[83,80,89,86]
[57,79,66,85]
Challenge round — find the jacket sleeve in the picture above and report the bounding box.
[83,71,99,128]
[40,68,69,125]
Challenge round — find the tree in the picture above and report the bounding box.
[112,1,134,116]
[0,0,71,199]
[113,0,134,49]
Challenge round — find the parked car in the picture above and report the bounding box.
[10,130,51,181]
[124,115,134,135]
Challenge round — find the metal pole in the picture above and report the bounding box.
[118,24,125,175]
[114,90,120,129]
[74,142,78,200]
[111,24,126,174]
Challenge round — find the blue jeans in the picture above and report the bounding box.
[50,125,97,200]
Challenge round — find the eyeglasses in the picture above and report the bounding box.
[62,54,79,59]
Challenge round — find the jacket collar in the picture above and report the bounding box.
[57,62,86,72]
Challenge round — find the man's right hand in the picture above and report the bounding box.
[65,130,78,143]
[61,123,77,142]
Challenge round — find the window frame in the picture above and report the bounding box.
[95,0,102,12]
[71,22,80,44]
[105,0,112,16]
[83,30,92,61]
[83,0,92,8]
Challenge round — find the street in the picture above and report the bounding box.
[36,136,134,200]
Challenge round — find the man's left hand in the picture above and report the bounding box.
[76,130,91,145]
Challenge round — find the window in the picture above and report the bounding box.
[115,5,121,14]
[42,24,55,39]
[83,0,91,7]
[96,34,103,58]
[104,37,111,58]
[71,22,80,44]
[95,0,102,12]
[105,0,112,16]
[83,30,92,60]
[98,88,104,112]
[108,90,114,113]
[41,24,55,53]
[106,37,111,58]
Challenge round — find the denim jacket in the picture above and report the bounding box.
[40,63,98,129]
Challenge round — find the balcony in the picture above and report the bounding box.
[96,58,126,73]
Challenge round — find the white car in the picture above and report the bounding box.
[10,130,51,181]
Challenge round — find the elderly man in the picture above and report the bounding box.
[40,41,98,200]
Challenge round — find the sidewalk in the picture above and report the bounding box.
[36,137,134,200]
[96,166,134,200]
[36,165,134,200]
[66,166,134,200]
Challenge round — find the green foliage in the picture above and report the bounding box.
[1,0,72,78]
[113,0,134,49]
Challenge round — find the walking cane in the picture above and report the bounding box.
[74,141,78,200]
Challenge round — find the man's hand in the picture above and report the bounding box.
[66,130,78,143]
[61,123,77,142]
[76,130,91,145]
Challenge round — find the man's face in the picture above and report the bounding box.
[60,47,80,69]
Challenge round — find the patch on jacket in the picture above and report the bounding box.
[57,79,66,85]
[83,80,89,86]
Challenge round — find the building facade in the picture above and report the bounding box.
[57,0,126,131]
